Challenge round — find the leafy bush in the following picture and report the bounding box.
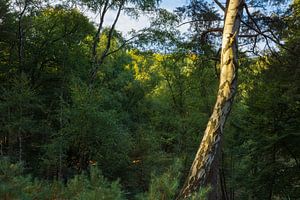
[136,159,209,200]
[0,158,124,200]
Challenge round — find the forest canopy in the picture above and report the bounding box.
[0,0,299,199]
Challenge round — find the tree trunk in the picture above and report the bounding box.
[18,132,22,163]
[176,0,244,199]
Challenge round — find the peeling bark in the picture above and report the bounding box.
[176,0,244,199]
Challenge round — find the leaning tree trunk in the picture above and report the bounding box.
[176,0,244,199]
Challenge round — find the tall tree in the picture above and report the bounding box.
[177,0,245,199]
[76,0,160,85]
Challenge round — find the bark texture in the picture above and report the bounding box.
[176,0,244,199]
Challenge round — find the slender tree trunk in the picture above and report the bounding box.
[18,131,22,163]
[58,93,63,180]
[17,2,28,72]
[18,106,23,163]
[268,145,276,200]
[229,154,235,200]
[176,0,244,199]
[0,140,3,156]
[18,16,24,71]
[220,151,229,200]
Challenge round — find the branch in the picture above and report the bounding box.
[238,34,259,37]
[92,0,110,63]
[90,0,125,84]
[105,35,137,57]
[212,0,225,11]
[18,0,29,18]
[200,28,223,44]
[177,19,222,28]
[242,3,294,55]
[202,28,223,34]
[214,48,221,78]
[243,3,263,33]
[102,0,124,56]
[252,34,258,54]
[240,19,290,52]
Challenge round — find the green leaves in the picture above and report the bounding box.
[56,81,132,178]
[0,0,298,199]
[0,158,125,200]
[223,23,300,198]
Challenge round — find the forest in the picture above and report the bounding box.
[0,0,299,199]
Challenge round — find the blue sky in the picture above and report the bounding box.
[89,0,190,35]
[105,0,224,34]
[160,0,188,10]
[85,0,232,36]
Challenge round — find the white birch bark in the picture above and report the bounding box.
[176,0,244,199]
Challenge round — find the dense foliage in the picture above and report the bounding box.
[0,0,299,199]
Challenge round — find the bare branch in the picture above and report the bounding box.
[240,19,288,51]
[105,35,137,57]
[200,28,223,43]
[92,0,110,64]
[242,3,294,55]
[90,0,125,84]
[244,3,261,30]
[177,19,222,28]
[252,34,258,54]
[102,1,124,56]
[212,0,226,11]
[202,28,223,34]
[238,34,259,37]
